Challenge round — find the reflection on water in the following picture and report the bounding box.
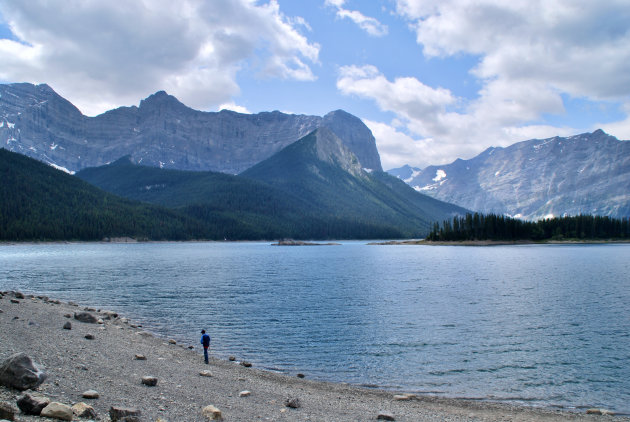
[1,242,629,414]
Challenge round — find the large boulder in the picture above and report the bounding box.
[74,312,98,323]
[16,392,50,415]
[40,402,73,421]
[0,353,47,390]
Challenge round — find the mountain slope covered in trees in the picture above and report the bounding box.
[0,149,232,241]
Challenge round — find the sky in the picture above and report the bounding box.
[1,0,629,170]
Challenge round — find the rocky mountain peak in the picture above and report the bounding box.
[390,130,630,219]
[1,82,383,174]
[311,127,365,177]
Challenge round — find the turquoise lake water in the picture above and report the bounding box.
[1,241,629,414]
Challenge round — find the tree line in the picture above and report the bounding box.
[427,213,630,241]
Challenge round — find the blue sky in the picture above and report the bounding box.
[1,0,629,169]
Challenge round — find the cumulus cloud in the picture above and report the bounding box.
[218,102,251,114]
[325,0,388,37]
[0,0,320,116]
[336,0,630,167]
[338,64,579,166]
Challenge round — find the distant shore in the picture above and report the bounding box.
[370,239,630,246]
[1,290,623,421]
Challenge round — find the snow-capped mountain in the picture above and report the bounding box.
[388,130,630,220]
[386,164,422,184]
[0,83,382,174]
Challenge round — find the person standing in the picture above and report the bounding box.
[200,329,211,364]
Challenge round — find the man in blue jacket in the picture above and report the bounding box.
[200,330,211,364]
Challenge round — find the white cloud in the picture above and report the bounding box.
[218,102,251,114]
[338,64,579,167]
[0,0,320,116]
[325,0,388,37]
[335,1,630,167]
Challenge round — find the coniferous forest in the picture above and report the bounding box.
[427,213,630,242]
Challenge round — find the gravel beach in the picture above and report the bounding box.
[0,291,624,421]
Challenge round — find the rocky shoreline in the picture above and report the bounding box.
[1,291,624,421]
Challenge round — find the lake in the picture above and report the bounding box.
[1,241,628,414]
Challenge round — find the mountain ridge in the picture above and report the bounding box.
[0,82,382,174]
[388,129,630,219]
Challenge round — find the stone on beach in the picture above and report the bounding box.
[393,393,415,401]
[74,312,98,323]
[285,397,301,409]
[240,361,252,368]
[142,376,158,386]
[40,402,73,421]
[62,321,71,330]
[134,354,147,360]
[239,390,251,397]
[84,333,95,340]
[586,408,615,416]
[82,389,100,399]
[199,370,213,377]
[377,411,396,420]
[109,406,142,421]
[0,401,17,420]
[72,402,97,419]
[16,392,50,415]
[0,352,48,390]
[201,404,223,420]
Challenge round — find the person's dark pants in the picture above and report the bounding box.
[203,347,209,364]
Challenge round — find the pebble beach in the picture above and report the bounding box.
[0,291,624,421]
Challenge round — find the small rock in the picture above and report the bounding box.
[0,401,17,420]
[134,354,147,360]
[199,370,213,377]
[62,321,72,330]
[297,373,305,378]
[377,411,396,421]
[188,345,194,349]
[586,408,615,416]
[97,318,104,324]
[285,397,301,409]
[109,406,141,421]
[17,392,50,415]
[240,361,252,368]
[40,402,73,421]
[168,339,177,344]
[239,390,251,397]
[228,356,236,361]
[64,313,72,318]
[14,292,25,299]
[103,310,118,319]
[0,352,48,390]
[68,301,78,306]
[82,389,99,399]
[74,312,98,323]
[10,299,19,304]
[84,333,95,340]
[142,376,158,386]
[393,394,415,401]
[72,402,97,419]
[201,404,223,420]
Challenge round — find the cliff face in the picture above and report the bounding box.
[393,130,630,219]
[0,83,382,174]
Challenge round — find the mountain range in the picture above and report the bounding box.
[0,82,381,174]
[389,130,630,220]
[76,127,466,239]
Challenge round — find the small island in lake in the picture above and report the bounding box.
[272,239,341,246]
